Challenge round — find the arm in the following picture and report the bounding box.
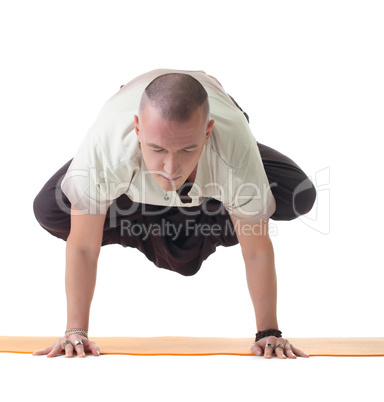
[65,206,105,332]
[230,216,309,359]
[229,217,278,331]
[33,205,107,358]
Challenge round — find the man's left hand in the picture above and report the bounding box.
[250,336,309,359]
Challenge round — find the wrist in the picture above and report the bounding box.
[65,328,89,338]
[66,319,89,332]
[255,328,282,342]
[256,319,278,333]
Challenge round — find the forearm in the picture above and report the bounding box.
[65,238,98,331]
[244,247,278,332]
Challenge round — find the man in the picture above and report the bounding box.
[32,69,316,359]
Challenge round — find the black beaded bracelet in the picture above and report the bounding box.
[255,329,282,342]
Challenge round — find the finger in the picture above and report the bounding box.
[64,343,74,358]
[250,343,263,356]
[284,344,297,359]
[32,345,55,356]
[86,341,101,357]
[72,340,86,357]
[264,339,275,358]
[68,335,86,357]
[291,345,310,358]
[75,344,86,357]
[274,346,287,359]
[47,344,63,358]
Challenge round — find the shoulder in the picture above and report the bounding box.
[207,99,257,170]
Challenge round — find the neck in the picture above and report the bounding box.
[187,164,198,183]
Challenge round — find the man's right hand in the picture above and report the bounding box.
[32,334,100,358]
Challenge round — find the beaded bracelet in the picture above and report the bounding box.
[255,329,282,342]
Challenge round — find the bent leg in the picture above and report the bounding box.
[33,159,73,240]
[227,93,316,221]
[33,159,118,245]
[257,142,317,221]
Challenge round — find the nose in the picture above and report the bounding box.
[163,153,180,178]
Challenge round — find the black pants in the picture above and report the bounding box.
[33,140,316,276]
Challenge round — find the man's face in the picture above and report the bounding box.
[134,104,214,191]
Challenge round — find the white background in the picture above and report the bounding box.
[0,0,383,400]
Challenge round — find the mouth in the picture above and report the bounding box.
[161,175,181,182]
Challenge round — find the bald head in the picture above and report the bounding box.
[138,73,210,123]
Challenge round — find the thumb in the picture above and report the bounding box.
[250,343,263,356]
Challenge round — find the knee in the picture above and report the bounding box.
[292,177,317,218]
[33,187,70,236]
[33,189,52,230]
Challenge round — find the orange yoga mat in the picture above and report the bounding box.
[0,336,383,357]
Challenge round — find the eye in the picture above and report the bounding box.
[152,149,164,153]
[183,149,195,153]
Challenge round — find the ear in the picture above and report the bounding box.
[134,115,140,138]
[134,115,142,149]
[205,119,215,141]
